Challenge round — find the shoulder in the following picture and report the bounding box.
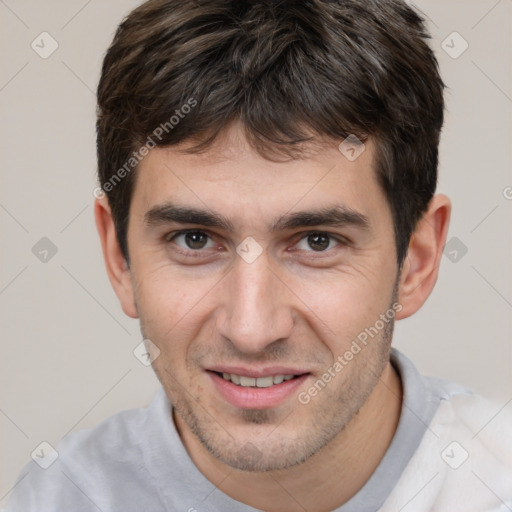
[425,375,512,473]
[5,394,167,512]
[59,400,148,469]
[385,374,512,512]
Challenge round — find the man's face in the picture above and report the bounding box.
[126,126,399,471]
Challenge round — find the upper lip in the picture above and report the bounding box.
[207,366,309,378]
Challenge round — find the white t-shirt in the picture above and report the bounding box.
[6,349,512,511]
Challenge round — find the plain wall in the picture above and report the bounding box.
[1,0,511,504]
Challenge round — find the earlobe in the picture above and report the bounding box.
[94,197,139,319]
[396,194,451,320]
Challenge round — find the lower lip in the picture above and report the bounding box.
[208,371,309,409]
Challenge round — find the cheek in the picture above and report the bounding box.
[134,266,216,348]
[286,264,395,347]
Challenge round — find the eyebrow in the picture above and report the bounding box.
[144,202,371,233]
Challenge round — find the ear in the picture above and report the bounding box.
[94,197,138,319]
[396,194,451,320]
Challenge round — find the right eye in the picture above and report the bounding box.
[167,230,217,252]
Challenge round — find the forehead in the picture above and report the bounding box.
[131,127,389,231]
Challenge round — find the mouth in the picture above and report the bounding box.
[215,371,298,387]
[206,368,310,409]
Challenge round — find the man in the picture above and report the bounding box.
[7,0,512,510]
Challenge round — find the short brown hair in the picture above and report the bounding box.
[96,0,445,267]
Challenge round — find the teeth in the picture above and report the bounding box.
[256,376,274,388]
[220,372,297,387]
[240,376,256,386]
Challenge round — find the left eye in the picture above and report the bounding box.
[171,230,216,250]
[295,232,340,252]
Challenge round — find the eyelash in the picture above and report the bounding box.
[165,229,348,258]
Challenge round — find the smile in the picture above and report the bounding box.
[219,372,297,387]
[208,370,310,409]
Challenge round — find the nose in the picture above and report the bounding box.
[216,251,294,355]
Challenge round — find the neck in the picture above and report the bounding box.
[176,361,402,512]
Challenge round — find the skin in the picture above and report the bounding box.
[96,124,451,511]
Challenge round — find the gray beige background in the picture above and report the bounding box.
[1,0,511,504]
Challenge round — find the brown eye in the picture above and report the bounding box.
[295,232,340,252]
[170,230,215,251]
[184,231,209,249]
[306,233,331,251]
